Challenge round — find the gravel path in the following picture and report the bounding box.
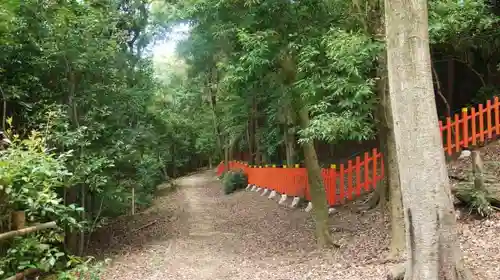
[99,170,499,280]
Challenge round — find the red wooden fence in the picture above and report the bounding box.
[217,96,500,206]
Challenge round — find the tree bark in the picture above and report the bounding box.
[284,98,296,166]
[284,123,296,166]
[471,151,485,191]
[384,0,472,278]
[64,61,80,255]
[377,59,405,260]
[254,114,261,165]
[207,69,223,160]
[362,2,406,259]
[10,211,26,230]
[298,107,338,248]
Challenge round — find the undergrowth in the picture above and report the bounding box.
[222,170,248,195]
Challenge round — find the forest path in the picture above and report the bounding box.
[99,147,500,280]
[99,170,405,279]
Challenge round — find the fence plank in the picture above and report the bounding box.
[364,152,370,192]
[462,109,468,148]
[471,107,477,146]
[487,99,493,138]
[479,103,485,143]
[355,156,361,196]
[495,96,500,135]
[446,117,452,155]
[372,148,378,191]
[347,160,353,200]
[454,114,460,152]
[339,163,345,202]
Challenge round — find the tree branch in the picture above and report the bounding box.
[0,221,57,241]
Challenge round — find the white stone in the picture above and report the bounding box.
[256,187,261,192]
[261,189,269,196]
[278,194,287,205]
[458,149,471,159]
[290,196,300,208]
[268,190,277,199]
[251,185,257,191]
[246,184,251,190]
[305,202,313,212]
[328,208,336,215]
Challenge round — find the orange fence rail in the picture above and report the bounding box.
[440,97,499,154]
[217,96,500,206]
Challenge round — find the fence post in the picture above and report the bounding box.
[479,103,485,143]
[494,96,499,135]
[372,148,378,191]
[462,108,468,148]
[486,99,493,138]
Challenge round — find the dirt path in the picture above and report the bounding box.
[101,170,499,280]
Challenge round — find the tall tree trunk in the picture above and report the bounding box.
[384,0,472,278]
[375,27,405,261]
[361,2,406,259]
[380,69,405,260]
[250,93,258,164]
[447,57,454,110]
[254,115,261,165]
[298,107,337,248]
[78,185,86,256]
[284,124,296,166]
[247,120,253,163]
[64,63,80,255]
[284,104,296,166]
[207,68,223,160]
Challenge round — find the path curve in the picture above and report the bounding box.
[101,170,395,280]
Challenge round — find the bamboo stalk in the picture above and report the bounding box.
[0,221,57,241]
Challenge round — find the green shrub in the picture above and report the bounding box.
[222,169,248,195]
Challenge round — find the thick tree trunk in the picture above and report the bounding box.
[384,0,472,278]
[363,4,406,258]
[298,107,338,248]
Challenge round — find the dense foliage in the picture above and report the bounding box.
[155,0,499,165]
[221,170,248,195]
[0,0,216,278]
[1,0,499,276]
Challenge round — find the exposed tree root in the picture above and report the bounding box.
[318,228,341,248]
[364,190,381,210]
[386,263,405,280]
[385,260,473,280]
[454,258,474,280]
[383,250,404,264]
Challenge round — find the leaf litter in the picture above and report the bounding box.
[90,166,500,280]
